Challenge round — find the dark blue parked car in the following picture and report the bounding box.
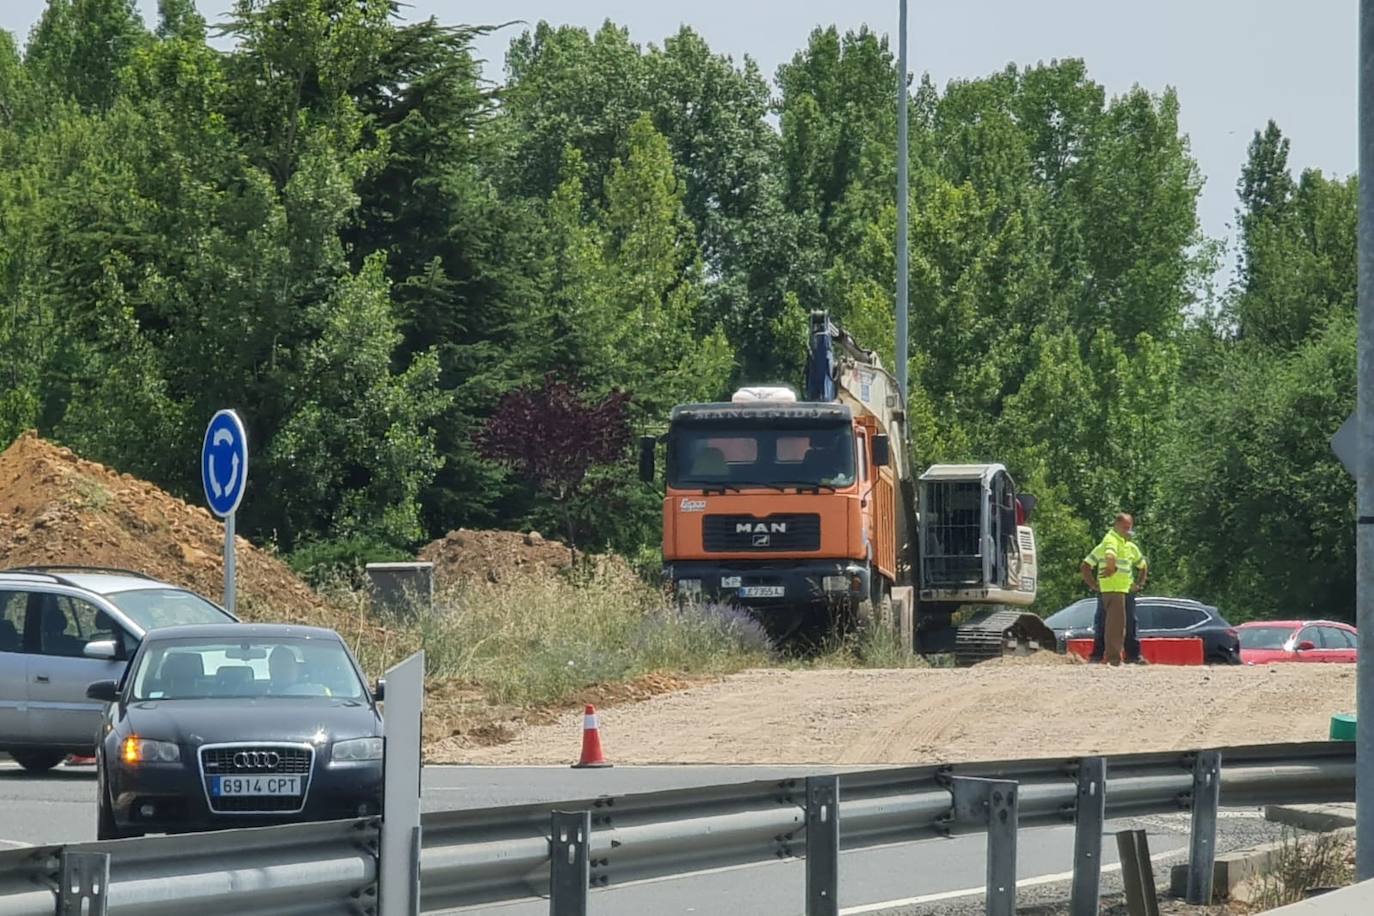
[1042,596,1241,664]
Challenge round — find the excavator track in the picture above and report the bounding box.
[952,608,1058,666]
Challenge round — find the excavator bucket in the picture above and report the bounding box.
[952,608,1058,666]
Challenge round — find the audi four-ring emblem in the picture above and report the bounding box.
[233,751,280,769]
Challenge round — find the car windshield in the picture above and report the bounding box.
[106,588,231,630]
[668,422,856,489]
[1044,599,1096,629]
[1239,626,1296,650]
[130,637,366,701]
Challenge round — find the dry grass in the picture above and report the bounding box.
[1243,829,1355,911]
[306,573,772,748]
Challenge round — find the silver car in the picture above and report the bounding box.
[0,567,237,771]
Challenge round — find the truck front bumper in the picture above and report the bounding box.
[664,560,871,607]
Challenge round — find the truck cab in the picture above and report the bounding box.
[645,386,898,638]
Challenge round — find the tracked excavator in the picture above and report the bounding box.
[638,310,1056,665]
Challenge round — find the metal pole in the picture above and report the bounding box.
[224,511,236,615]
[549,811,591,916]
[805,775,840,916]
[895,0,909,407]
[1186,751,1221,904]
[1070,758,1107,915]
[1360,1,1374,881]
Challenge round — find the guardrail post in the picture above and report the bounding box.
[380,651,425,916]
[1116,829,1160,916]
[1071,757,1107,916]
[550,811,591,916]
[805,775,840,916]
[949,776,1018,916]
[59,851,109,916]
[1186,750,1222,905]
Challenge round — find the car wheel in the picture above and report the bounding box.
[9,749,66,773]
[96,760,137,840]
[96,769,119,841]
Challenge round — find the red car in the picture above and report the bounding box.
[1236,620,1358,665]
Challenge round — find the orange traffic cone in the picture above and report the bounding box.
[572,704,611,769]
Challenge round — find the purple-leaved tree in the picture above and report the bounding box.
[475,374,632,563]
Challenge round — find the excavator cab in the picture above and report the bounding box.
[916,464,1053,663]
[918,464,1036,601]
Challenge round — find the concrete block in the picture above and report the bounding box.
[1264,804,1357,833]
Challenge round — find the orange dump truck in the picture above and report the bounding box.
[638,310,1054,664]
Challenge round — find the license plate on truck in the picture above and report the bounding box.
[739,586,785,598]
[213,775,302,797]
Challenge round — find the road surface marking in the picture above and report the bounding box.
[837,847,1181,914]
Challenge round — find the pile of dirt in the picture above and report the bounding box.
[418,527,636,589]
[976,649,1086,667]
[0,431,330,624]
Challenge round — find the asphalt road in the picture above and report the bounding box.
[0,758,1292,914]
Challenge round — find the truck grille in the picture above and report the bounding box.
[199,744,313,814]
[703,514,821,552]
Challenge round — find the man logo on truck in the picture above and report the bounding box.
[737,522,788,534]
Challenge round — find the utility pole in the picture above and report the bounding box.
[1358,0,1374,882]
[895,0,910,409]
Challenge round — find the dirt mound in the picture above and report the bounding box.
[976,649,1086,667]
[419,527,636,588]
[0,431,328,623]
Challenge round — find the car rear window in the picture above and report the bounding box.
[1044,599,1095,629]
[106,588,232,630]
[1144,604,1208,630]
[1238,625,1294,649]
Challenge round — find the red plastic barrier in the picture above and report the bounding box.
[1066,636,1204,665]
[1067,638,1094,660]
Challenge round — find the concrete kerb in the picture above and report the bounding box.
[1263,804,1357,834]
[1168,825,1356,902]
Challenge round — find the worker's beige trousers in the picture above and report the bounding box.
[1101,592,1127,666]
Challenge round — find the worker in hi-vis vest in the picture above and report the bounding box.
[1080,513,1147,666]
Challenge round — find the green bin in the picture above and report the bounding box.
[1330,713,1356,741]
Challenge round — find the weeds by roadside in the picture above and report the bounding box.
[1243,828,1354,911]
[317,572,772,708]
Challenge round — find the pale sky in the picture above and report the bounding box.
[1,1,1360,279]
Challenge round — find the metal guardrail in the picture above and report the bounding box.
[0,741,1355,916]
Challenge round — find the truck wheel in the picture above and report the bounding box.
[855,585,897,640]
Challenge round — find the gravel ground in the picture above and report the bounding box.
[877,808,1306,916]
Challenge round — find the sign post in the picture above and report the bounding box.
[201,410,249,615]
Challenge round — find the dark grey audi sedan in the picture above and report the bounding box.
[86,623,385,838]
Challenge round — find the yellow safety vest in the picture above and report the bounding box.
[1083,530,1146,593]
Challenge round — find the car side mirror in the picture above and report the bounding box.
[871,435,891,468]
[83,640,118,660]
[1297,640,1316,651]
[86,680,118,702]
[638,437,656,483]
[373,678,386,702]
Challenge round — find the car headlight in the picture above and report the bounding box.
[332,737,384,763]
[121,737,180,764]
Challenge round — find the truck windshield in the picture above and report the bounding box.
[668,423,856,489]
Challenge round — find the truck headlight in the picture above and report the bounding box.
[332,737,384,763]
[822,576,848,593]
[677,579,702,594]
